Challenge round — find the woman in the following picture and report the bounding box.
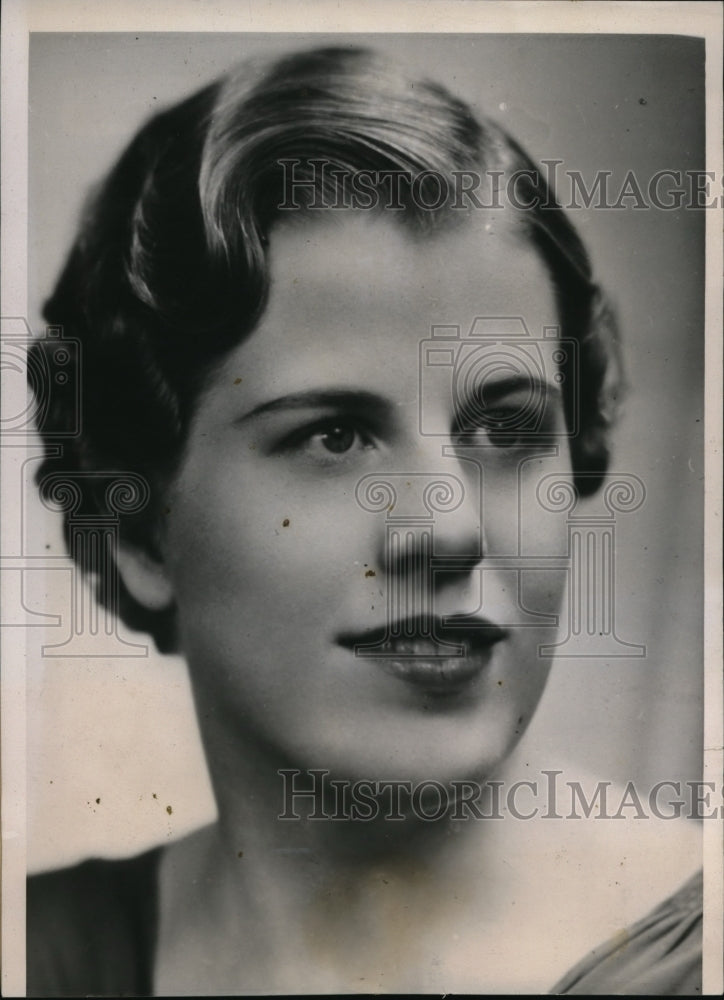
[27,46,702,995]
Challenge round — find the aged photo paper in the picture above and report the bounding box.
[2,1,722,994]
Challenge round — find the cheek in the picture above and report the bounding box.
[484,450,572,557]
[164,462,363,626]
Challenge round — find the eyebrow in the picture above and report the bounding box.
[235,389,395,424]
[235,376,561,426]
[461,373,562,404]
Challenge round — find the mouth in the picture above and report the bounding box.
[337,616,508,693]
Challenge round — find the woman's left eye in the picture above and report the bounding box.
[453,410,526,449]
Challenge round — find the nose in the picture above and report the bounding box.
[428,448,485,566]
[358,443,484,579]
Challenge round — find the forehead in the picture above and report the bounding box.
[268,207,551,314]
[212,209,560,398]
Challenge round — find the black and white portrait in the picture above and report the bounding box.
[1,2,721,995]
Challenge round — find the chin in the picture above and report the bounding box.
[295,718,517,792]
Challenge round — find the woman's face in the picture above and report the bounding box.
[152,210,572,788]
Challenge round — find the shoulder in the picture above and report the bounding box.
[551,868,702,995]
[530,768,703,994]
[487,756,704,990]
[27,847,162,998]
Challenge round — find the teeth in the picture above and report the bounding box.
[376,639,463,657]
[345,623,505,658]
[387,656,463,669]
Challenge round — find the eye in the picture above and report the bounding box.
[483,410,521,448]
[453,399,556,451]
[275,416,377,467]
[453,408,524,449]
[317,423,357,454]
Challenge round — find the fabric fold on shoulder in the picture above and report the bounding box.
[551,869,703,995]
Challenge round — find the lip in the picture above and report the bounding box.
[337,616,508,693]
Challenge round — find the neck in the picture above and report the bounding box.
[157,725,548,993]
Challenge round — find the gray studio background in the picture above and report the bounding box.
[26,33,704,870]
